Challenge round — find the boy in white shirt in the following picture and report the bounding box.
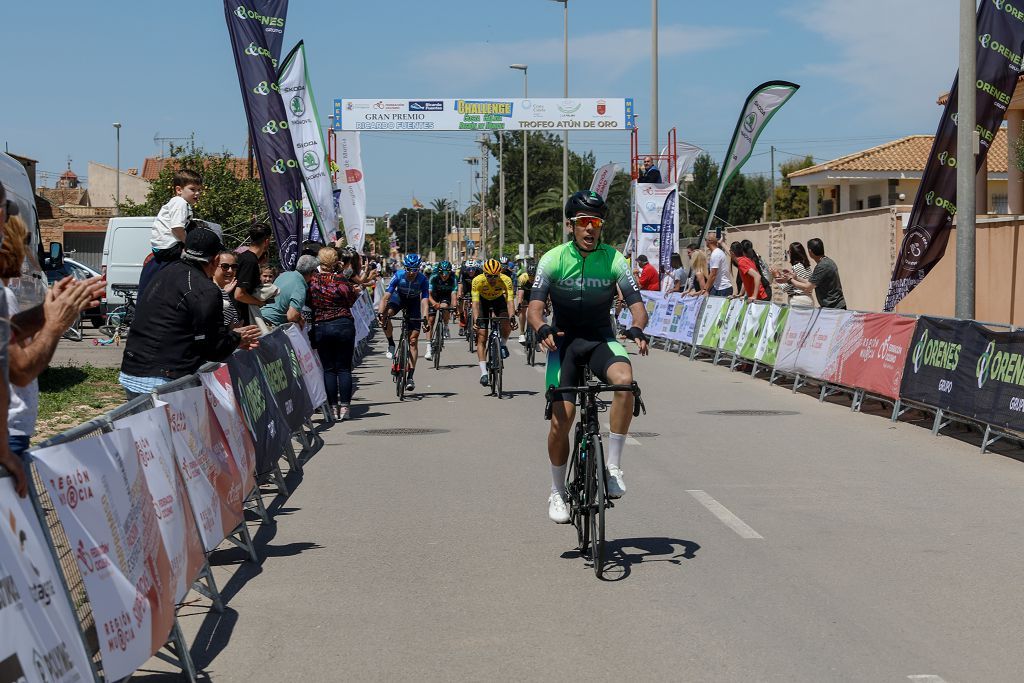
[137,169,202,294]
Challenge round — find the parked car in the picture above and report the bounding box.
[45,257,104,327]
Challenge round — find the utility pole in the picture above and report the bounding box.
[499,133,506,255]
[650,0,659,156]
[770,145,776,222]
[510,64,529,255]
[955,0,976,320]
[416,209,421,254]
[480,135,489,259]
[561,0,569,242]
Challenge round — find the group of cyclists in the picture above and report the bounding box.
[376,190,651,523]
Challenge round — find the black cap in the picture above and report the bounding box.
[183,226,224,262]
[0,182,18,217]
[636,254,649,264]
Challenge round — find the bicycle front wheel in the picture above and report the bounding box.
[433,325,442,370]
[396,341,408,399]
[526,328,536,366]
[589,437,607,578]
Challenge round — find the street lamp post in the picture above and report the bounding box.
[551,0,569,242]
[510,64,529,256]
[113,122,122,215]
[651,0,659,156]
[464,156,479,257]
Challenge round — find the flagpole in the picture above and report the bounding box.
[955,0,976,319]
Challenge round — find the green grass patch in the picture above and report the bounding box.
[35,364,125,442]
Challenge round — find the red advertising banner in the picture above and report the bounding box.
[821,313,918,399]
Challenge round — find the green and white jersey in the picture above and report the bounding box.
[530,241,642,335]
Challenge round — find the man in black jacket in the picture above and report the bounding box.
[119,226,260,398]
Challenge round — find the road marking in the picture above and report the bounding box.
[907,677,947,682]
[686,490,763,539]
[601,422,641,446]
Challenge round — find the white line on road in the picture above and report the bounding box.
[686,490,763,539]
[907,676,947,682]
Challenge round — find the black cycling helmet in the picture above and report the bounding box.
[526,264,537,276]
[564,190,607,219]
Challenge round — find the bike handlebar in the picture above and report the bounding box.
[543,382,646,420]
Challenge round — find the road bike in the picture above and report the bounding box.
[386,312,420,400]
[545,370,645,578]
[462,297,476,353]
[477,315,510,398]
[98,286,137,344]
[430,303,450,370]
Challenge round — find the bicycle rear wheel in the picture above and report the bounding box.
[588,437,607,578]
[432,324,442,370]
[526,328,536,366]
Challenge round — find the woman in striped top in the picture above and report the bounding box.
[780,242,814,307]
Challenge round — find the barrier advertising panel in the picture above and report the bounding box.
[112,408,207,604]
[0,476,93,683]
[774,305,815,374]
[160,388,244,553]
[282,324,328,408]
[791,308,852,379]
[695,297,729,348]
[720,300,748,353]
[820,313,918,399]
[736,301,770,360]
[645,293,674,338]
[226,351,290,476]
[756,304,789,365]
[254,331,313,432]
[200,365,257,497]
[32,430,176,681]
[639,292,662,337]
[662,295,693,342]
[901,317,1024,431]
[678,296,705,345]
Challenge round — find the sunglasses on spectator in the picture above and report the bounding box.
[571,216,603,228]
[219,263,237,270]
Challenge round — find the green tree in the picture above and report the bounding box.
[774,155,815,220]
[120,145,266,247]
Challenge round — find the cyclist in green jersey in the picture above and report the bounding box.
[528,190,649,523]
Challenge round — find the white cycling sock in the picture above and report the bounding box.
[479,361,487,374]
[551,464,567,498]
[607,432,627,470]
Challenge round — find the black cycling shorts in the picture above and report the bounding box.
[385,300,422,325]
[476,297,508,322]
[545,333,630,391]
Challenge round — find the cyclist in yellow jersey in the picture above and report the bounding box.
[472,259,517,385]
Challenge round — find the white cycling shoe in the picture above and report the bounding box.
[424,347,433,360]
[605,465,626,499]
[518,334,527,343]
[548,492,570,524]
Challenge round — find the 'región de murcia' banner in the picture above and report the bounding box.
[0,476,94,683]
[773,305,816,374]
[225,0,303,270]
[885,0,1024,310]
[32,430,177,681]
[112,407,207,605]
[790,308,852,379]
[200,365,257,496]
[900,316,1024,432]
[159,388,245,553]
[820,313,918,400]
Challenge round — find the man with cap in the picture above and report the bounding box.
[119,226,261,399]
[633,254,661,291]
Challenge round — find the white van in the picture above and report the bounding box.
[101,216,153,307]
[0,152,46,309]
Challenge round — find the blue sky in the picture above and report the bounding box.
[4,0,961,216]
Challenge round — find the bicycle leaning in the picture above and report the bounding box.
[96,285,137,345]
[544,369,645,578]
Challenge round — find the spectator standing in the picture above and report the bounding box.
[260,254,318,328]
[685,249,709,295]
[138,169,202,295]
[233,223,273,325]
[777,238,846,309]
[776,242,814,307]
[0,185,23,496]
[729,241,768,301]
[704,235,734,296]
[310,247,361,421]
[212,250,240,329]
[634,254,660,291]
[120,227,260,398]
[637,156,662,183]
[664,252,690,293]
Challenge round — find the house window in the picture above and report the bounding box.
[856,200,864,210]
[993,194,1008,214]
[867,195,882,209]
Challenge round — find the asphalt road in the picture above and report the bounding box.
[138,325,1024,682]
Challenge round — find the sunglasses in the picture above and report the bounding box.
[572,216,603,229]
[219,263,237,270]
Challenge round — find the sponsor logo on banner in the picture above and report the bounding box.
[302,150,320,172]
[558,100,581,115]
[244,41,277,67]
[234,4,285,27]
[409,101,444,111]
[289,95,305,117]
[641,224,659,233]
[911,328,961,373]
[743,112,757,134]
[597,100,606,115]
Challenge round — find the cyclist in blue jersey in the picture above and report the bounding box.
[425,261,457,361]
[378,253,431,392]
[528,191,649,523]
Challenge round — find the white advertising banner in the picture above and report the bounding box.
[695,296,729,348]
[647,292,678,338]
[661,296,688,341]
[335,132,367,252]
[352,291,373,343]
[279,42,335,244]
[112,408,207,605]
[590,162,619,200]
[199,365,258,496]
[282,324,328,408]
[678,296,705,344]
[0,476,93,683]
[633,183,675,266]
[639,292,663,337]
[32,431,177,681]
[335,97,635,132]
[791,308,852,379]
[734,301,769,357]
[160,388,244,553]
[774,305,817,374]
[717,298,747,350]
[363,216,376,235]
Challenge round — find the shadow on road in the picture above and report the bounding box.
[561,536,700,582]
